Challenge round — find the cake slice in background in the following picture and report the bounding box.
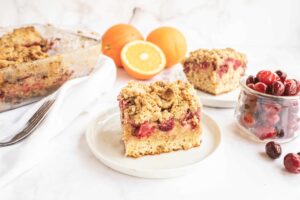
[118,80,202,158]
[183,48,247,95]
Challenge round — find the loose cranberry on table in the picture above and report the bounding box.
[265,141,281,159]
[284,153,300,174]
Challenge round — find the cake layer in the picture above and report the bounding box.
[185,63,245,95]
[122,122,202,158]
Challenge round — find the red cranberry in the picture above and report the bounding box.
[261,103,281,115]
[233,60,242,70]
[158,119,175,132]
[218,64,229,78]
[242,113,256,127]
[263,113,280,126]
[254,82,268,93]
[296,80,300,94]
[275,70,287,83]
[265,141,281,159]
[255,125,276,140]
[266,85,273,94]
[183,66,190,73]
[180,110,199,129]
[134,122,156,138]
[201,61,209,69]
[246,75,256,85]
[284,79,298,96]
[256,70,280,86]
[247,83,255,90]
[284,153,300,174]
[271,81,285,96]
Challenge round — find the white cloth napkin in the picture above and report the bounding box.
[0,55,116,188]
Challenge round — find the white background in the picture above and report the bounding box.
[0,0,300,199]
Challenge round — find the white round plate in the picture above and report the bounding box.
[196,87,241,108]
[86,106,221,179]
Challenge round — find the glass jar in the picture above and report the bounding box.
[234,77,300,143]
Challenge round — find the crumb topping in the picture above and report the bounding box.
[183,48,247,70]
[118,80,201,124]
[0,26,51,69]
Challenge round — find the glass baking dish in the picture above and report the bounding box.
[0,24,101,112]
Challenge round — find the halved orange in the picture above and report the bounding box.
[121,40,166,80]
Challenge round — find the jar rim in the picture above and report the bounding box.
[240,76,300,100]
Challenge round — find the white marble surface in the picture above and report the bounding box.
[1,0,300,199]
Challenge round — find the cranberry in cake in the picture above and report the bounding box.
[183,48,247,95]
[118,80,202,158]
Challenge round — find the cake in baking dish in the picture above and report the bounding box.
[182,48,247,95]
[0,26,71,104]
[118,80,202,158]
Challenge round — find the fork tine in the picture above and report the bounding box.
[0,99,55,146]
[28,100,54,123]
[27,101,54,127]
[10,100,54,141]
[22,100,54,133]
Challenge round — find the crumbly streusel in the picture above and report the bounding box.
[0,26,51,69]
[118,80,201,124]
[183,48,247,70]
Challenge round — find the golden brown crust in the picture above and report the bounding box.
[183,48,247,70]
[0,26,51,69]
[118,80,201,125]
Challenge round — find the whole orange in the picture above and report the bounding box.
[102,24,143,67]
[146,27,187,68]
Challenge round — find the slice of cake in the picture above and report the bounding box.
[118,80,202,158]
[183,48,247,95]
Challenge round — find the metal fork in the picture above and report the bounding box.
[0,99,55,147]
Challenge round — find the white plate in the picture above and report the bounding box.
[196,87,241,108]
[86,106,221,179]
